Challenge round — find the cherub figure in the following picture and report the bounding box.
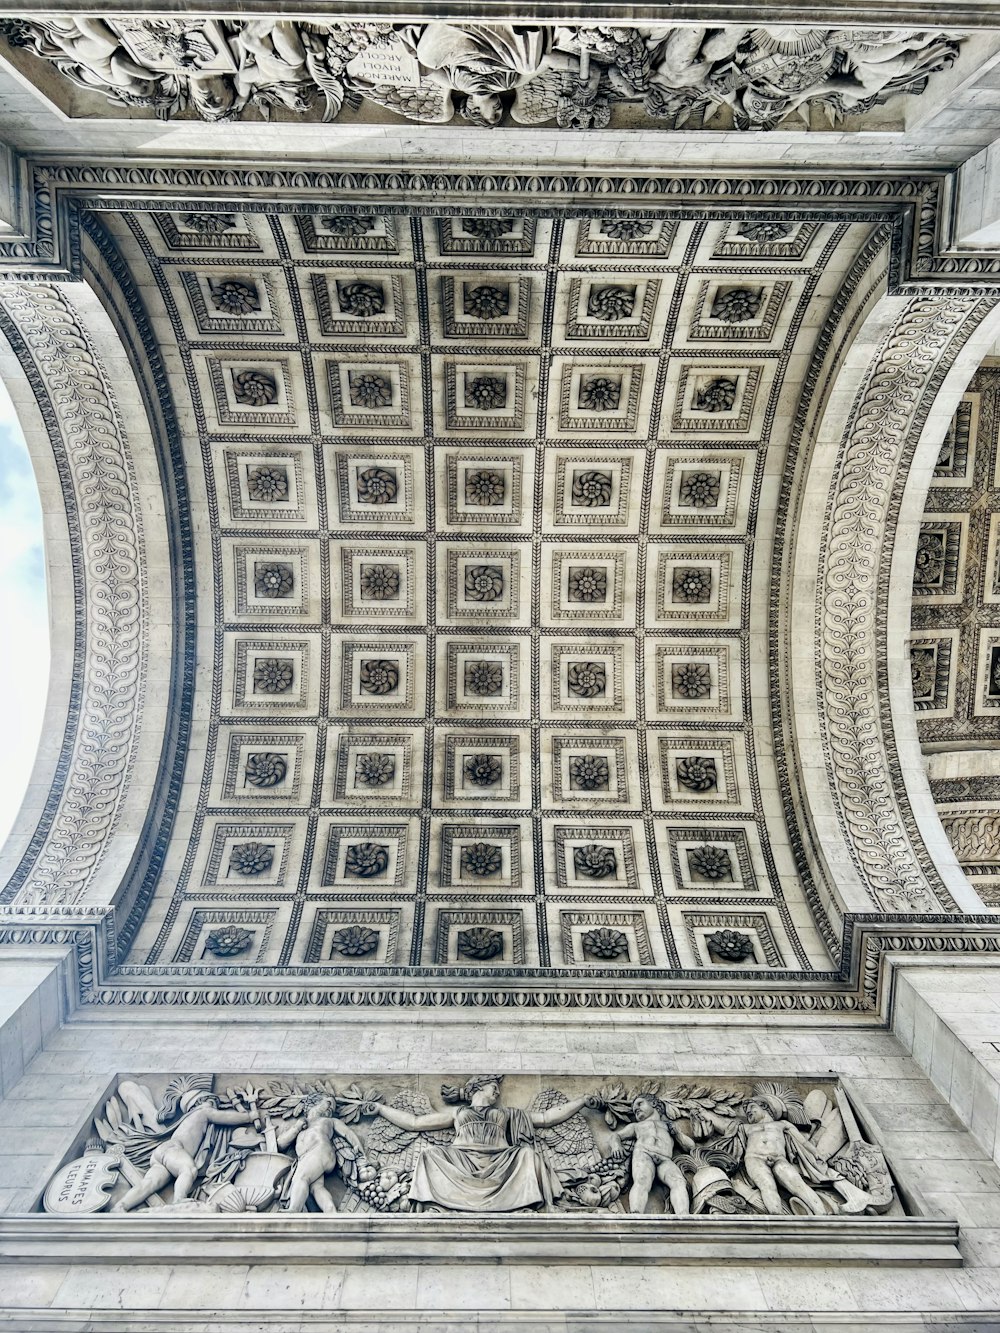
[732,1082,874,1216]
[276,1095,365,1213]
[608,1094,697,1215]
[113,1089,257,1211]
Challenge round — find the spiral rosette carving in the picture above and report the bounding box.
[0,284,144,906]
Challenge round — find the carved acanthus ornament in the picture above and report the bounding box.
[820,295,995,912]
[0,283,144,905]
[0,19,962,131]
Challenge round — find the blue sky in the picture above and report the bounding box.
[0,383,49,851]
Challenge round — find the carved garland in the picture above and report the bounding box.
[0,283,145,905]
[820,295,991,912]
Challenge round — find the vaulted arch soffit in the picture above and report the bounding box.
[0,171,998,1015]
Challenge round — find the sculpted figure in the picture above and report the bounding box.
[609,1094,697,1215]
[116,1080,162,1133]
[372,1073,597,1211]
[357,22,587,126]
[732,1083,874,1215]
[113,1090,257,1211]
[6,17,180,112]
[830,29,958,99]
[276,1095,365,1213]
[230,20,321,115]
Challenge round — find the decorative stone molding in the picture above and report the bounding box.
[0,1214,959,1267]
[2,906,999,1018]
[0,283,145,906]
[817,294,998,912]
[1,162,997,287]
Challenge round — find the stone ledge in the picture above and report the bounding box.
[0,1214,961,1266]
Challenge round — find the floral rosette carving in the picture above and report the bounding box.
[233,369,277,406]
[461,217,513,240]
[349,372,392,408]
[567,661,607,698]
[465,375,507,410]
[582,927,629,959]
[229,842,274,876]
[569,755,610,791]
[254,562,293,598]
[464,565,504,602]
[694,378,737,413]
[247,465,288,503]
[345,842,390,878]
[705,929,755,962]
[572,470,613,507]
[464,660,503,696]
[338,282,386,317]
[253,658,293,694]
[354,753,396,788]
[671,663,711,699]
[355,467,397,505]
[204,925,255,957]
[321,214,375,236]
[599,217,652,240]
[676,756,717,792]
[573,844,618,879]
[688,844,733,881]
[245,752,288,788]
[567,566,607,603]
[578,378,621,412]
[330,925,379,956]
[460,843,503,877]
[456,925,504,958]
[587,285,635,321]
[359,564,400,601]
[211,279,260,315]
[464,284,509,319]
[463,754,503,788]
[359,659,399,696]
[465,469,506,507]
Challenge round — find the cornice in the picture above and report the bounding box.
[4,904,999,1020]
[0,160,998,290]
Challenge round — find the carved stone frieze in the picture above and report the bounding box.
[0,20,962,132]
[41,1071,897,1220]
[0,283,146,906]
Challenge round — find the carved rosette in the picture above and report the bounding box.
[820,295,996,912]
[0,283,144,905]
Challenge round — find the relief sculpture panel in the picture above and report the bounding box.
[0,19,962,132]
[41,1072,897,1219]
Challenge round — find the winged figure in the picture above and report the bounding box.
[367,1074,599,1212]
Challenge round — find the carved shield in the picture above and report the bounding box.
[43,1151,119,1214]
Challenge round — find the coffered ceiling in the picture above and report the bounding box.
[75,204,892,979]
